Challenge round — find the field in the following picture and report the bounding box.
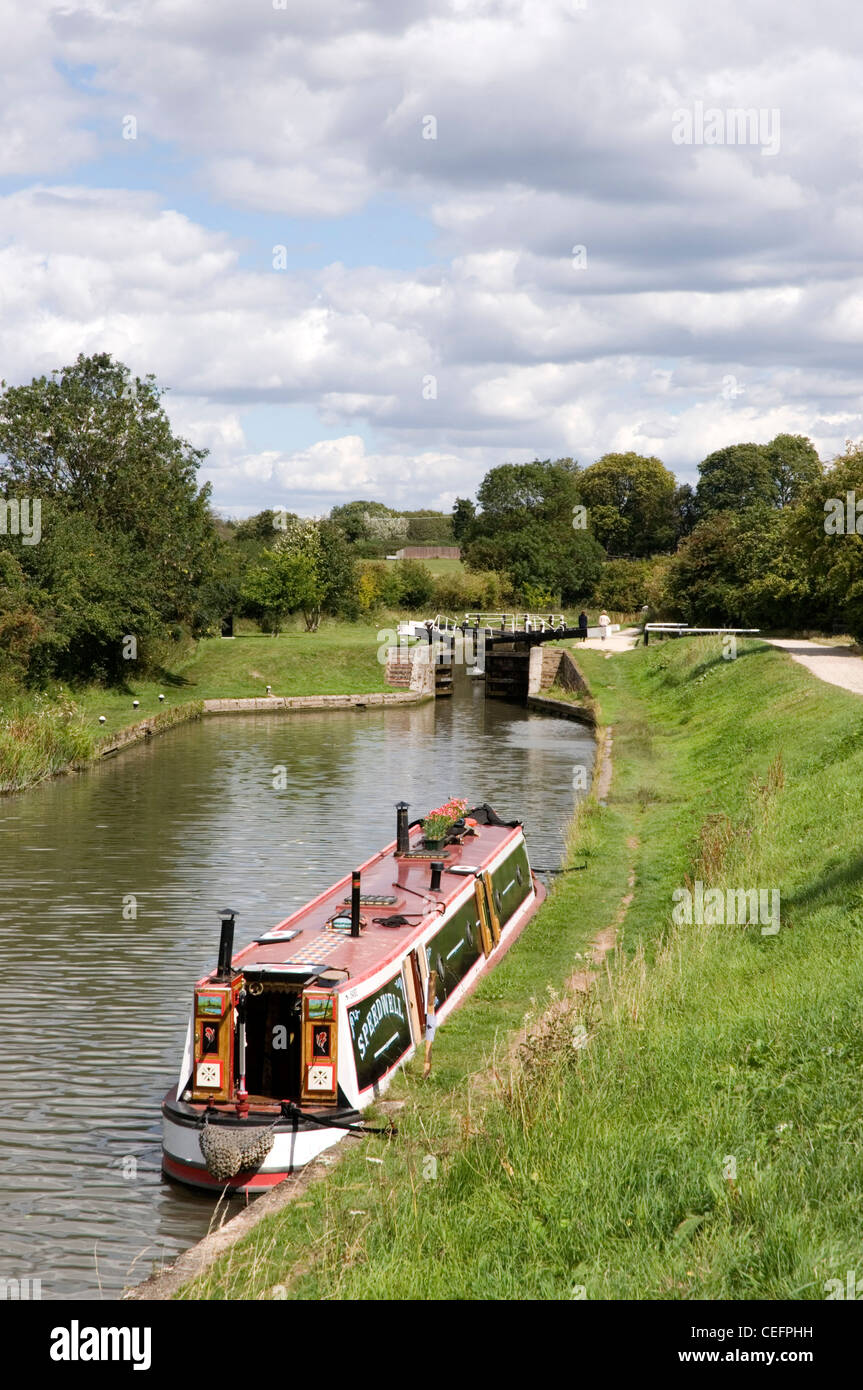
[178,635,863,1300]
[408,557,465,576]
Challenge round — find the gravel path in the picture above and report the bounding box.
[579,627,642,653]
[764,638,863,696]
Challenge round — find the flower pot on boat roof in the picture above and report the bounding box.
[421,797,468,849]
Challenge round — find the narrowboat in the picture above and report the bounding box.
[161,802,546,1193]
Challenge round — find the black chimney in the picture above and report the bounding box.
[350,871,362,937]
[430,861,444,893]
[216,908,238,981]
[395,801,410,854]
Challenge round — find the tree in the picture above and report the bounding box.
[241,551,316,634]
[577,452,678,556]
[663,505,811,629]
[593,558,654,612]
[468,519,603,603]
[451,497,476,542]
[663,513,747,625]
[463,459,602,602]
[474,458,581,525]
[695,442,775,516]
[0,551,43,681]
[674,483,699,540]
[3,500,163,679]
[0,353,217,677]
[788,441,863,636]
[392,559,435,609]
[330,500,402,545]
[694,436,822,518]
[763,434,822,508]
[317,519,359,620]
[244,517,356,631]
[195,535,249,634]
[233,509,298,543]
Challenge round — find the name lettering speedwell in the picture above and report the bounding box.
[350,990,406,1059]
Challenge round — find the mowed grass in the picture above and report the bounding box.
[72,622,394,737]
[181,636,863,1301]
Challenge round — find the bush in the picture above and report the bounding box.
[593,558,654,612]
[355,561,512,617]
[394,560,435,609]
[432,569,511,614]
[520,582,559,610]
[354,559,434,612]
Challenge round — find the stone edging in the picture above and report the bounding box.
[203,692,425,713]
[525,693,596,726]
[97,690,430,759]
[525,646,596,725]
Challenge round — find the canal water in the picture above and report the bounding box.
[0,664,594,1299]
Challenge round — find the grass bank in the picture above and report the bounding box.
[179,635,863,1300]
[0,622,394,789]
[79,622,394,736]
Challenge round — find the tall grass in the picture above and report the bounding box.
[0,689,95,793]
[181,636,863,1301]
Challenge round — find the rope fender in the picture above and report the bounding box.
[199,1117,277,1182]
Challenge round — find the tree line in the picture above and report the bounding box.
[2,352,863,693]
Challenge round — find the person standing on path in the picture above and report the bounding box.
[599,611,611,642]
[578,610,589,641]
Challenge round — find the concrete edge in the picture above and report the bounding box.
[202,692,428,713]
[96,691,431,761]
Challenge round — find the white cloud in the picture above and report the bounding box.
[0,0,862,510]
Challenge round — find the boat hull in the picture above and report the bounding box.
[161,1094,348,1192]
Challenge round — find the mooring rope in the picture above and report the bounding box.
[531,864,587,874]
[279,1102,397,1137]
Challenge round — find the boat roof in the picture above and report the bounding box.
[198,821,523,994]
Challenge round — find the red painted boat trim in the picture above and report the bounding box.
[343,825,525,988]
[162,1153,288,1192]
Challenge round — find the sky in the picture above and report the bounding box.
[2,0,862,517]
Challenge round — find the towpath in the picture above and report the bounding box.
[578,626,642,653]
[764,638,863,697]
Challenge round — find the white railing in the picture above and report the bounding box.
[463,611,567,633]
